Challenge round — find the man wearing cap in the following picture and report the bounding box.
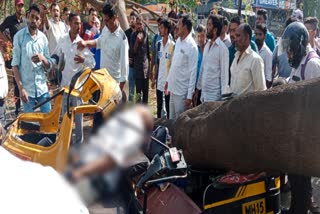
[0,0,26,117]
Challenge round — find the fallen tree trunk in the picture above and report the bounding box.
[157,78,320,177]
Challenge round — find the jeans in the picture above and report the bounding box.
[156,90,170,119]
[62,95,83,144]
[169,93,187,120]
[13,79,21,116]
[0,99,5,126]
[92,90,103,134]
[288,175,312,214]
[22,92,51,113]
[135,78,149,104]
[128,67,135,102]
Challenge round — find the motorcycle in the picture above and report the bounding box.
[76,126,281,214]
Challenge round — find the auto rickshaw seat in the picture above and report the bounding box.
[19,121,40,131]
[17,133,56,146]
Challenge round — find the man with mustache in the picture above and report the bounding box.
[230,23,266,96]
[130,15,150,104]
[255,23,272,88]
[252,9,276,52]
[80,7,97,41]
[194,14,229,103]
[42,2,68,55]
[11,4,53,113]
[228,16,258,85]
[55,13,95,144]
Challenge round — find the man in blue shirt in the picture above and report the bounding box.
[12,4,53,113]
[252,9,276,52]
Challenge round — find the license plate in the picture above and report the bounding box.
[242,198,266,214]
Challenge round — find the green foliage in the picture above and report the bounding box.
[304,0,320,26]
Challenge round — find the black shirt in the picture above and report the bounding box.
[0,14,26,42]
[125,28,134,68]
[130,30,150,79]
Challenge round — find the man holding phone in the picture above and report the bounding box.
[12,4,53,113]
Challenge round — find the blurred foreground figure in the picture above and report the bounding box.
[0,146,88,214]
[70,105,154,182]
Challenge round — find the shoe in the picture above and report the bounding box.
[281,207,290,214]
[309,202,320,214]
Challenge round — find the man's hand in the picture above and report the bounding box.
[151,79,156,89]
[137,32,144,43]
[20,88,29,103]
[31,53,45,64]
[74,55,85,64]
[164,82,170,96]
[0,39,5,51]
[119,82,125,91]
[185,99,193,109]
[70,170,83,183]
[193,89,199,106]
[77,40,87,51]
[129,58,133,65]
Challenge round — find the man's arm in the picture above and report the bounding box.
[187,45,198,101]
[150,35,157,76]
[0,17,10,41]
[82,47,96,69]
[40,38,53,70]
[267,32,276,52]
[13,66,28,103]
[133,34,140,53]
[119,36,129,91]
[265,51,273,88]
[72,155,116,182]
[77,39,97,52]
[43,8,50,31]
[305,59,320,80]
[221,46,230,95]
[272,46,278,80]
[252,57,267,91]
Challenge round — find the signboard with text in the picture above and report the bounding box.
[253,0,279,9]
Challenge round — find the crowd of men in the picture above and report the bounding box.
[1,1,320,213]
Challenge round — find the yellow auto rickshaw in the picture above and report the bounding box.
[1,68,122,172]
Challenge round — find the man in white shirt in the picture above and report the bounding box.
[151,19,175,118]
[0,53,8,126]
[55,13,95,144]
[77,3,129,92]
[255,23,273,88]
[165,15,198,120]
[194,14,229,103]
[62,7,71,31]
[220,16,232,48]
[230,24,266,96]
[43,3,68,55]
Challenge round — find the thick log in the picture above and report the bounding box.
[160,78,320,177]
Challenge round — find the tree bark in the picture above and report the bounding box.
[156,78,320,177]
